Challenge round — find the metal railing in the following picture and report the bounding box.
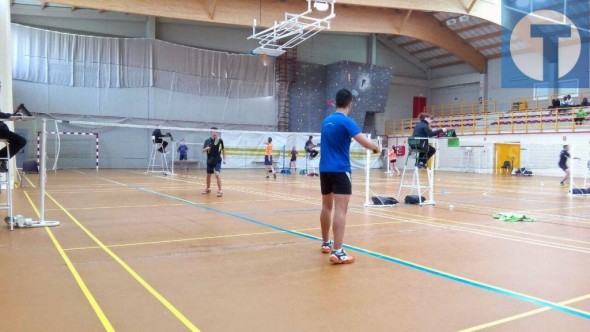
[385,107,589,136]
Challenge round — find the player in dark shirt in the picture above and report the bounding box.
[152,128,172,153]
[411,113,446,169]
[559,145,572,186]
[202,127,226,197]
[305,136,319,159]
[0,83,27,173]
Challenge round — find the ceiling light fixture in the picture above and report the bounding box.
[314,0,330,12]
[446,18,457,26]
[459,15,470,23]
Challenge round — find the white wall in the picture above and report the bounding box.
[429,63,477,79]
[297,33,368,64]
[430,83,479,105]
[486,58,533,112]
[391,132,590,178]
[376,43,427,79]
[157,19,258,53]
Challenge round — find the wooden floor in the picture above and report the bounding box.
[1,168,590,331]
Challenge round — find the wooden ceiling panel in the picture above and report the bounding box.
[37,0,490,71]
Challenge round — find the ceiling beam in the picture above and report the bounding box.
[420,53,453,62]
[410,46,438,56]
[464,31,500,43]
[466,0,478,14]
[398,9,412,32]
[452,22,492,34]
[210,0,218,20]
[430,60,464,69]
[376,35,429,72]
[45,0,487,72]
[398,39,423,48]
[474,43,500,51]
[336,0,500,25]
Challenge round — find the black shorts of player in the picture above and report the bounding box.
[179,154,187,161]
[390,159,396,163]
[290,157,296,162]
[559,163,568,171]
[320,172,352,195]
[206,162,221,174]
[264,155,273,165]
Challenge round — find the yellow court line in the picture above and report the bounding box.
[45,203,185,212]
[44,192,201,332]
[65,230,283,251]
[23,174,37,188]
[460,293,590,331]
[23,191,114,332]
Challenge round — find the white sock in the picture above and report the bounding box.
[333,248,343,254]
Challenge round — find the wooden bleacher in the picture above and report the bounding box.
[386,98,589,136]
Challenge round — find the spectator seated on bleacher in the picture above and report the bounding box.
[549,96,561,109]
[561,94,574,110]
[581,97,590,107]
[575,108,588,125]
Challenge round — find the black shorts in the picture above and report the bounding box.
[290,157,296,162]
[389,159,397,163]
[206,162,221,174]
[179,154,187,161]
[559,163,568,171]
[264,155,273,165]
[320,172,352,195]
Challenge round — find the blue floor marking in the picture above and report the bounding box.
[137,186,590,321]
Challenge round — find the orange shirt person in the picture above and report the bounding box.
[264,137,276,179]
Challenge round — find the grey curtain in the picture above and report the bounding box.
[12,24,274,98]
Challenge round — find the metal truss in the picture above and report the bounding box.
[248,0,336,57]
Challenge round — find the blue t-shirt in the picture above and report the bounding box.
[319,112,361,173]
[178,144,188,155]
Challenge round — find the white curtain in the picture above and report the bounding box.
[12,24,274,98]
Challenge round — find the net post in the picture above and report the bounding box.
[171,141,177,175]
[569,144,574,197]
[365,137,371,206]
[39,118,47,222]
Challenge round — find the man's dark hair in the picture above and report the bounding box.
[309,135,313,140]
[211,127,218,130]
[418,112,431,121]
[268,137,272,143]
[335,89,353,108]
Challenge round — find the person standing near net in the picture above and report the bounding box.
[0,82,27,173]
[559,145,578,186]
[388,146,400,176]
[319,88,380,264]
[290,146,298,171]
[202,127,226,197]
[305,135,319,159]
[411,112,446,169]
[177,139,188,170]
[264,137,276,179]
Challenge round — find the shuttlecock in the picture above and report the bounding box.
[449,205,454,210]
